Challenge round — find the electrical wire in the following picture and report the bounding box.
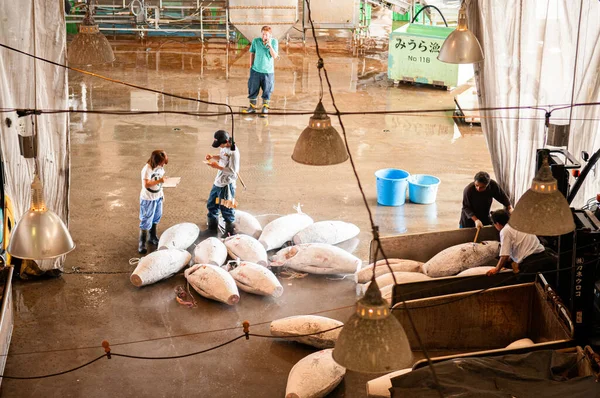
[0,354,107,380]
[0,42,237,150]
[304,0,445,394]
[2,42,600,120]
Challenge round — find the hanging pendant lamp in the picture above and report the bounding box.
[291,101,349,166]
[509,156,575,236]
[8,175,76,260]
[332,280,413,373]
[438,2,484,64]
[68,0,115,66]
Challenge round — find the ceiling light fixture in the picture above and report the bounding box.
[508,152,575,236]
[67,0,115,66]
[437,1,484,64]
[291,101,349,165]
[332,279,413,373]
[290,11,348,165]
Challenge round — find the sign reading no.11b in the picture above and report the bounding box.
[388,35,468,87]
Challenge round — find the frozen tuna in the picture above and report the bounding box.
[157,222,200,250]
[270,315,343,349]
[285,349,346,398]
[193,237,227,266]
[366,368,412,398]
[224,234,268,266]
[259,209,313,251]
[229,261,283,297]
[221,210,262,238]
[365,271,431,290]
[184,264,240,305]
[271,243,362,275]
[422,241,500,277]
[505,338,535,349]
[355,259,424,283]
[292,221,360,245]
[130,249,191,287]
[456,266,510,277]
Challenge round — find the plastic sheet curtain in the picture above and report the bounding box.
[0,0,70,270]
[466,0,600,208]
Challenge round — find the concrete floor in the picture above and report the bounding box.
[2,27,495,397]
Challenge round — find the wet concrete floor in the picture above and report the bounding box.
[2,28,494,397]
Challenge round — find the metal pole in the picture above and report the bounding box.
[226,7,229,43]
[200,6,204,42]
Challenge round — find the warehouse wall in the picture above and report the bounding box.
[0,0,70,270]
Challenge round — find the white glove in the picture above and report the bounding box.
[474,219,484,229]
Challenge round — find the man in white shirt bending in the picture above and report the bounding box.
[486,209,555,276]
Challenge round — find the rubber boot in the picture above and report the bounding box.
[148,224,159,245]
[207,217,218,232]
[138,229,148,254]
[225,221,235,237]
[259,100,269,118]
[242,98,257,114]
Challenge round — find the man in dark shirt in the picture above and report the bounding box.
[459,171,513,228]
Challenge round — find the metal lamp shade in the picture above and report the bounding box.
[292,102,349,166]
[437,29,484,64]
[508,157,575,236]
[332,281,413,373]
[509,190,575,236]
[8,209,76,260]
[437,3,484,64]
[68,24,115,66]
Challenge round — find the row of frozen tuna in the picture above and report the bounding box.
[355,241,505,300]
[130,208,364,305]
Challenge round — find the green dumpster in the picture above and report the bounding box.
[388,24,474,89]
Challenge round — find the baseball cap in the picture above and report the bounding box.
[212,130,230,148]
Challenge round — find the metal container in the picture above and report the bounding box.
[388,23,474,89]
[229,0,298,41]
[303,0,359,29]
[393,277,573,359]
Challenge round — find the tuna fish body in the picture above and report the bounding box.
[422,241,500,277]
[193,237,227,266]
[292,221,360,245]
[259,213,314,251]
[157,222,200,250]
[271,243,362,275]
[130,249,191,287]
[269,315,343,349]
[285,349,346,398]
[229,261,283,297]
[223,234,268,266]
[184,264,240,305]
[355,259,424,283]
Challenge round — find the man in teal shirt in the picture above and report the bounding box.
[243,26,278,117]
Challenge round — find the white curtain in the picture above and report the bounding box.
[467,0,600,208]
[0,0,70,270]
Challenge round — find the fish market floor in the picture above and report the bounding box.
[2,35,496,397]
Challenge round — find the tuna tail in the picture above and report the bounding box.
[293,202,304,214]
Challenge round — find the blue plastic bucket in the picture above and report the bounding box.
[408,174,441,204]
[375,169,410,206]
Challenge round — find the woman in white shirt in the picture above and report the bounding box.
[139,150,168,254]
